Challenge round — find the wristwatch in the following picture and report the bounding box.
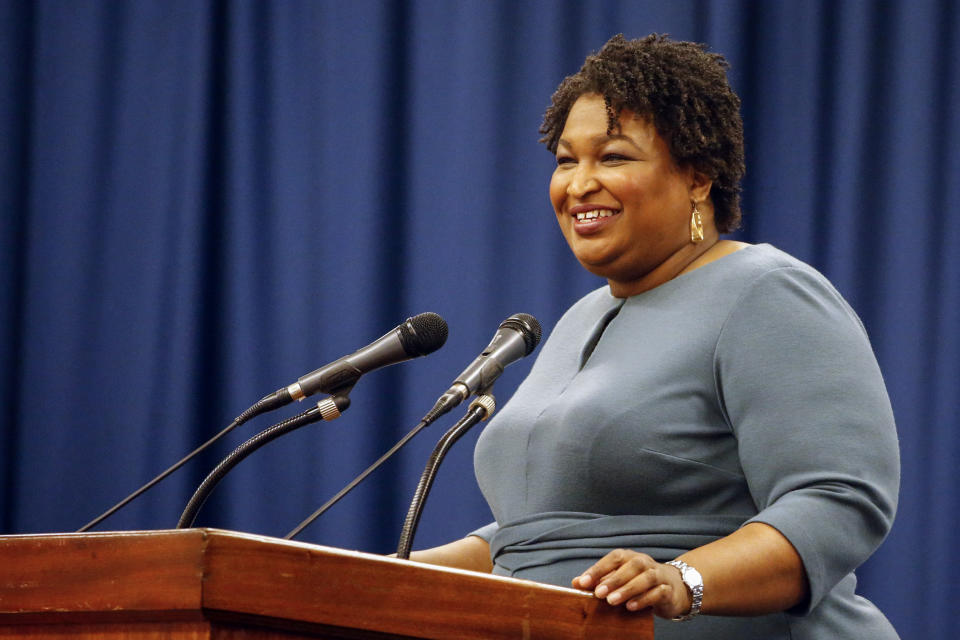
[666,559,703,621]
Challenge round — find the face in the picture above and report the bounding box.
[549,93,706,295]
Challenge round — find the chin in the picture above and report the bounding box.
[574,257,616,279]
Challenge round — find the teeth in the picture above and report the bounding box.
[575,209,617,221]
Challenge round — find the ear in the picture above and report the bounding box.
[688,169,713,203]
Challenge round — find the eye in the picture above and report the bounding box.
[556,155,576,166]
[602,153,631,163]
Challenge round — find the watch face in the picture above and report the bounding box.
[684,566,703,587]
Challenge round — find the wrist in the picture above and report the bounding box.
[666,559,703,621]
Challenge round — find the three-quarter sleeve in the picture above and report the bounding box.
[714,266,899,613]
[468,521,499,543]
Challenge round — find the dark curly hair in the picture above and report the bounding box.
[540,34,745,233]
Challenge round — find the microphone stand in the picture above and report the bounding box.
[177,395,350,529]
[395,393,495,560]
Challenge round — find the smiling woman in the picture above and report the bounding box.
[549,93,719,297]
[408,34,901,640]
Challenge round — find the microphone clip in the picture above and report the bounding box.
[316,394,352,421]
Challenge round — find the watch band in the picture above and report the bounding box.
[666,559,703,621]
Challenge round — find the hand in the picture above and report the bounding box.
[571,549,692,619]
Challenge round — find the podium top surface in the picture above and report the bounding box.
[0,528,652,640]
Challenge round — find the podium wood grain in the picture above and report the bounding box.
[0,528,652,639]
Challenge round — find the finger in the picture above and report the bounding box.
[572,549,641,589]
[625,582,675,613]
[596,555,659,600]
[625,567,690,619]
[604,567,661,604]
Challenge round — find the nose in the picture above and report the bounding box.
[567,163,600,198]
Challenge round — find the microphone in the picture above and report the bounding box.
[78,312,447,533]
[178,311,449,530]
[282,314,539,540]
[423,313,541,423]
[271,312,449,407]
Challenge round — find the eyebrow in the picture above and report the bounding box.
[556,133,643,151]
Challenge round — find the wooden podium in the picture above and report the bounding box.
[0,528,652,639]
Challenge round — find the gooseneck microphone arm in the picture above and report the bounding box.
[282,365,486,540]
[177,396,351,529]
[396,394,496,560]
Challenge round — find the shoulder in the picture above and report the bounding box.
[723,244,865,334]
[713,247,881,394]
[722,243,830,284]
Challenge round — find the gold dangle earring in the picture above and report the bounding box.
[690,201,705,243]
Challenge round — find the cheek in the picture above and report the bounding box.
[618,174,652,205]
[549,173,566,214]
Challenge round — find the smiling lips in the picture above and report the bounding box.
[570,207,621,235]
[574,208,618,221]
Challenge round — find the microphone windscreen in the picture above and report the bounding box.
[400,312,449,357]
[501,313,542,355]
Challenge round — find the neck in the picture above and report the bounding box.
[606,234,729,298]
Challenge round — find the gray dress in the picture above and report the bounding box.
[471,244,900,639]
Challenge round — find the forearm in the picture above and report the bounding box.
[573,521,808,619]
[406,535,493,573]
[679,521,808,616]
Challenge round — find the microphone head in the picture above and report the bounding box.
[399,312,449,357]
[499,313,542,355]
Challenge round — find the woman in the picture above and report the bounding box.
[412,34,900,639]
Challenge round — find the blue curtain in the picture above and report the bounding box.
[1,1,956,636]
